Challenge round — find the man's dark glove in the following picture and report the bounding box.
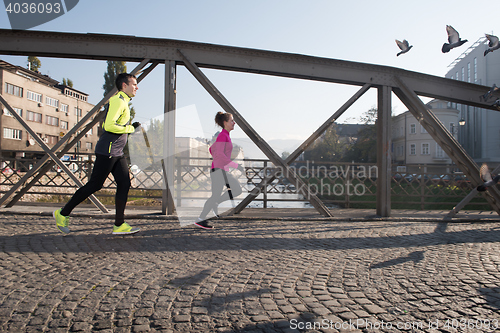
[132,122,141,129]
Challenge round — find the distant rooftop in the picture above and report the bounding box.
[447,36,487,68]
[0,59,59,86]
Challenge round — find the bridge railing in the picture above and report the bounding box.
[0,154,490,210]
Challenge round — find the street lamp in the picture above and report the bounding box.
[459,118,466,126]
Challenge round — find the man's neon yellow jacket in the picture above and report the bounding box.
[95,91,135,157]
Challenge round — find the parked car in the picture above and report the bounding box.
[431,174,470,187]
[393,173,415,182]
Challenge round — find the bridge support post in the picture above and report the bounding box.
[376,85,392,217]
[163,60,176,215]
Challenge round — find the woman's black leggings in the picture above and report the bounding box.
[199,168,242,219]
[61,154,130,217]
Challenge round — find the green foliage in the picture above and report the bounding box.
[304,124,348,162]
[102,61,127,97]
[27,56,41,72]
[62,78,74,87]
[342,107,378,163]
[281,151,290,160]
[342,124,377,163]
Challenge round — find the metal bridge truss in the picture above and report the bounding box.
[0,29,499,218]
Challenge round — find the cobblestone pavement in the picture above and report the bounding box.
[1,214,500,332]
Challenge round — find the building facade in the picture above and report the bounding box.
[0,59,98,166]
[445,37,500,163]
[392,99,460,173]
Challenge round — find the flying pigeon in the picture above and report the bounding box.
[484,34,500,56]
[395,39,413,56]
[481,84,499,101]
[477,163,500,191]
[442,25,468,53]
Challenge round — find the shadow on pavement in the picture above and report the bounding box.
[1,218,499,254]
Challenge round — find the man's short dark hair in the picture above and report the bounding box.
[115,73,136,91]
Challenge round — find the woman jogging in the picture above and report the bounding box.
[196,111,244,229]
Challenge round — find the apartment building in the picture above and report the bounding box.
[392,37,500,173]
[0,59,98,164]
[445,37,500,163]
[392,99,460,173]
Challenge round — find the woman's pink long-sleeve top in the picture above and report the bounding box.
[210,129,238,171]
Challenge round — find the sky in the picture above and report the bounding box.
[0,0,496,158]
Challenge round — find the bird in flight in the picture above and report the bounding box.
[442,25,467,53]
[484,34,499,56]
[395,39,413,56]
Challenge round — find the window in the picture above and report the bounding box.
[27,90,42,103]
[421,125,427,134]
[60,120,68,129]
[74,107,82,117]
[474,57,477,83]
[3,128,22,140]
[421,143,430,155]
[60,104,68,113]
[410,124,416,134]
[397,145,403,157]
[461,67,465,81]
[46,115,59,126]
[436,144,445,158]
[410,144,416,155]
[4,83,23,97]
[89,127,93,135]
[45,96,59,108]
[3,107,22,117]
[26,110,42,123]
[467,63,471,83]
[46,135,58,145]
[86,142,93,150]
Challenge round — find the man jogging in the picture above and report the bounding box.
[53,73,141,235]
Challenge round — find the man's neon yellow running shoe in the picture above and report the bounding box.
[53,208,69,234]
[112,222,140,235]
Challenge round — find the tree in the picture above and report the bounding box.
[304,124,348,162]
[103,61,127,96]
[62,78,74,87]
[342,107,378,163]
[27,56,41,72]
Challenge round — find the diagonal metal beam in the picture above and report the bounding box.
[393,76,500,215]
[0,94,108,212]
[445,164,500,219]
[178,48,333,217]
[230,83,372,214]
[4,60,158,208]
[4,111,103,207]
[0,59,155,210]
